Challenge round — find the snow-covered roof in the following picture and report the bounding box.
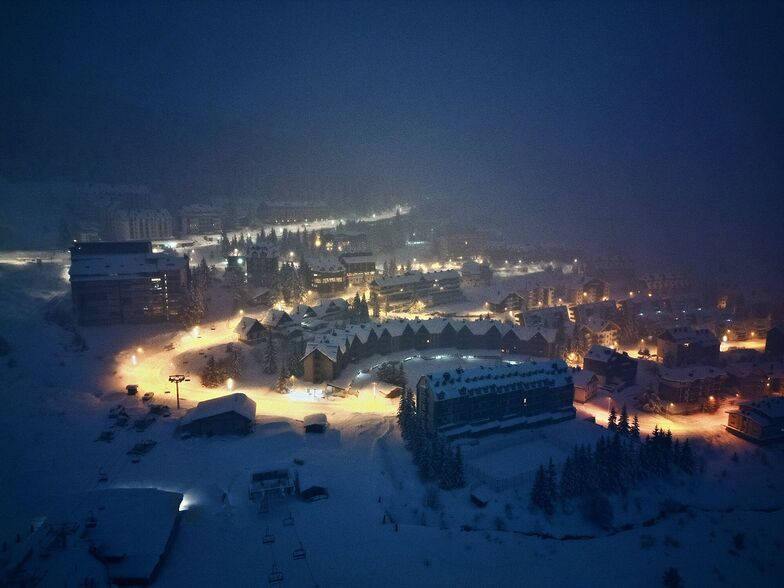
[341,255,376,265]
[736,396,784,421]
[181,393,256,426]
[304,254,345,273]
[585,344,614,362]
[659,365,725,383]
[234,316,261,336]
[582,315,619,334]
[571,369,597,387]
[82,488,182,583]
[260,309,292,328]
[372,272,424,288]
[69,251,187,281]
[304,413,328,427]
[421,360,572,402]
[659,326,719,344]
[304,335,347,363]
[422,269,460,282]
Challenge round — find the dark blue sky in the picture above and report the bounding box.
[1,1,782,269]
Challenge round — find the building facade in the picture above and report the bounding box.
[726,397,784,442]
[657,326,720,367]
[415,361,575,438]
[370,270,462,310]
[69,241,189,325]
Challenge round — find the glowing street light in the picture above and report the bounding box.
[131,354,138,366]
[168,374,190,410]
[227,378,234,391]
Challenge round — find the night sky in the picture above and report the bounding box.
[1,1,782,271]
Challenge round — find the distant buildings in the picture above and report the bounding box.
[370,270,461,310]
[68,241,189,325]
[726,397,784,442]
[636,273,693,297]
[298,318,558,383]
[486,292,525,314]
[415,360,575,438]
[579,278,610,303]
[262,201,329,223]
[107,207,173,240]
[583,344,637,386]
[179,204,223,235]
[657,326,720,367]
[460,260,493,286]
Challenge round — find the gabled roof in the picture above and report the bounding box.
[181,393,256,425]
[260,309,293,328]
[585,344,614,362]
[234,316,262,336]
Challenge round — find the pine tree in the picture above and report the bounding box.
[275,366,290,394]
[608,405,618,432]
[630,414,641,442]
[263,338,277,374]
[618,404,630,437]
[678,439,695,474]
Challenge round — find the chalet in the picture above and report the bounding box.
[583,344,637,386]
[726,397,784,442]
[415,360,575,438]
[179,393,256,436]
[571,369,598,403]
[657,326,720,367]
[578,316,621,349]
[302,336,346,383]
[234,316,265,344]
[486,291,525,314]
[249,286,274,307]
[260,309,296,333]
[245,242,279,283]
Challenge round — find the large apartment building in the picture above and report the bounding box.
[68,241,189,325]
[415,361,575,438]
[369,270,462,310]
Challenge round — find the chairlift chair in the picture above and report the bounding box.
[262,527,275,544]
[268,564,284,585]
[282,512,294,526]
[97,469,108,483]
[292,543,306,560]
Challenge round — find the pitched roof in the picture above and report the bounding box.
[234,316,261,336]
[181,393,256,425]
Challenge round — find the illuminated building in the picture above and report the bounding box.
[68,241,189,325]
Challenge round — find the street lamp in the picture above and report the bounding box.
[168,374,190,409]
[227,378,234,391]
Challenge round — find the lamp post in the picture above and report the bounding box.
[168,374,189,409]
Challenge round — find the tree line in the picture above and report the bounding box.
[530,405,696,527]
[397,387,465,490]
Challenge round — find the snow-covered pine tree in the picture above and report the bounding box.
[618,404,630,436]
[630,414,640,442]
[275,366,289,394]
[263,338,277,374]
